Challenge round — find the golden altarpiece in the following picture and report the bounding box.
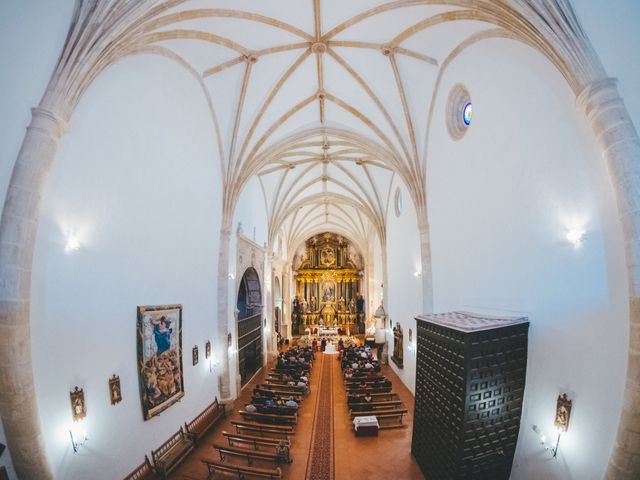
[292,233,365,335]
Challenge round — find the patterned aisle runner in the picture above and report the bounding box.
[305,353,335,480]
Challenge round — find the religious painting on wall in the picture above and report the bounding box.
[136,304,184,421]
[109,374,122,405]
[69,386,86,421]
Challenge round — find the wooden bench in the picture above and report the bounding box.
[223,431,290,450]
[151,427,194,479]
[212,443,289,466]
[184,397,226,446]
[348,392,398,402]
[239,410,297,425]
[123,455,160,480]
[231,420,294,439]
[349,400,402,411]
[255,386,305,397]
[346,386,392,394]
[350,408,409,426]
[202,459,282,480]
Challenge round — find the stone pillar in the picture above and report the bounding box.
[577,78,640,480]
[282,266,291,340]
[216,221,233,408]
[0,107,67,480]
[418,218,433,314]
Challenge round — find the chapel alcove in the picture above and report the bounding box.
[236,267,263,386]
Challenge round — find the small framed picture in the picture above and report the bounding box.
[109,375,122,405]
[205,340,211,359]
[192,345,199,366]
[70,386,86,421]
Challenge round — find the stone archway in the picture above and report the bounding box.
[236,267,263,387]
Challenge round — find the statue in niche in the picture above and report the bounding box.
[349,297,356,313]
[301,296,308,313]
[338,296,346,312]
[356,294,365,314]
[310,296,317,312]
[392,322,404,368]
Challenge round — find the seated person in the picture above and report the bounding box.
[245,403,258,412]
[285,398,298,408]
[364,361,374,369]
[344,369,353,379]
[265,398,275,408]
[364,391,373,403]
[275,441,291,464]
[299,375,308,383]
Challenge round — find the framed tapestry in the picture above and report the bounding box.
[137,304,184,420]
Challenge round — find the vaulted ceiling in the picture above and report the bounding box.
[116,0,508,251]
[48,0,590,255]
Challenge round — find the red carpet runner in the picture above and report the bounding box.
[305,353,335,480]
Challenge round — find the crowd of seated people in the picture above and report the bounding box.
[340,345,380,372]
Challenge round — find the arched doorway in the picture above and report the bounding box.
[236,267,263,386]
[274,276,282,340]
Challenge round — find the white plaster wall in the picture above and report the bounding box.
[425,39,628,480]
[28,52,223,480]
[385,178,423,394]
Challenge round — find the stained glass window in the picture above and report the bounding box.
[463,102,472,126]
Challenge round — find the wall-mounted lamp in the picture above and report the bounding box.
[532,393,572,458]
[566,228,585,248]
[413,270,422,277]
[64,234,81,253]
[69,426,87,454]
[228,273,235,280]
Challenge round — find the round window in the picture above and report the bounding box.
[463,102,472,125]
[394,187,402,217]
[446,84,472,140]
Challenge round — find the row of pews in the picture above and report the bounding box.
[197,347,314,480]
[341,346,408,432]
[123,398,226,480]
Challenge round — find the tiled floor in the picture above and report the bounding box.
[170,349,424,480]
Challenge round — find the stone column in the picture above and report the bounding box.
[577,78,640,480]
[418,218,434,314]
[216,221,233,408]
[0,107,67,480]
[282,265,291,340]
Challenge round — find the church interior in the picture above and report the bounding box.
[1,1,639,479]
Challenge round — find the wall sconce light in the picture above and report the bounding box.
[228,273,235,280]
[205,341,211,359]
[551,393,572,457]
[532,393,572,458]
[64,234,81,253]
[566,228,585,248]
[413,270,422,277]
[69,426,87,454]
[69,386,88,453]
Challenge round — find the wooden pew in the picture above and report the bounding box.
[347,392,398,403]
[349,400,402,411]
[231,420,294,439]
[239,410,297,425]
[211,443,288,466]
[123,455,160,480]
[253,395,303,405]
[263,381,307,391]
[223,431,290,450]
[346,386,392,394]
[349,408,409,427]
[184,397,225,446]
[151,427,194,479]
[201,459,282,480]
[255,385,305,397]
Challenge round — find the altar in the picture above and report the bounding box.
[319,327,338,336]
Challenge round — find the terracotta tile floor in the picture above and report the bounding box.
[170,350,424,480]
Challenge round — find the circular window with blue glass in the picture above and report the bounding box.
[446,85,472,140]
